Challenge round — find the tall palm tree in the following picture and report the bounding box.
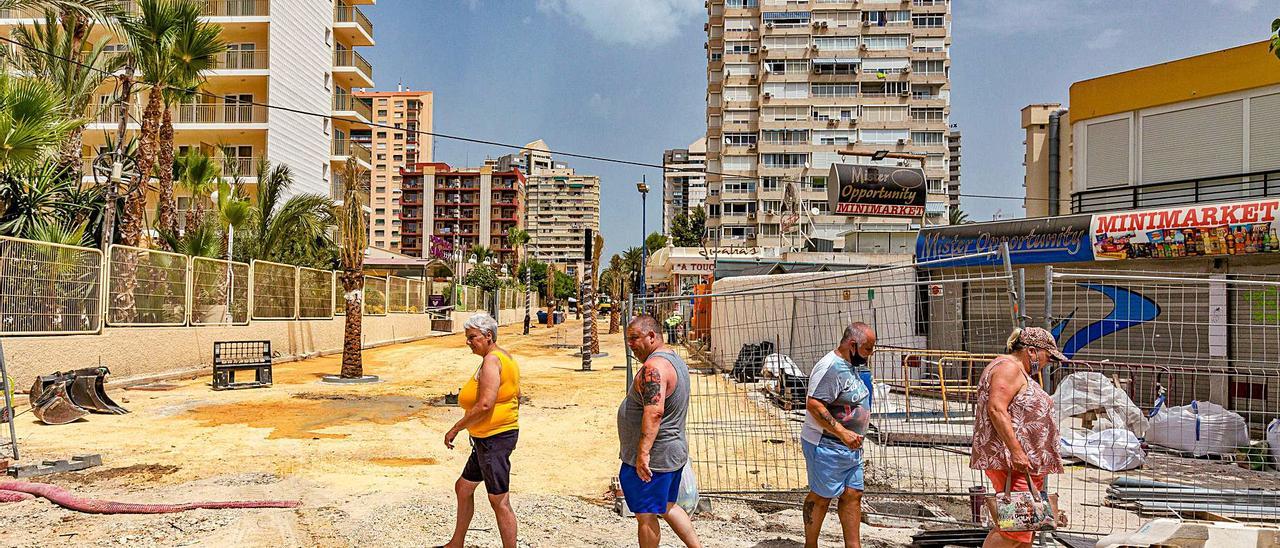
[605,254,623,334]
[335,161,369,379]
[174,149,219,229]
[12,12,122,178]
[152,3,224,237]
[0,71,79,172]
[506,226,530,329]
[588,232,604,354]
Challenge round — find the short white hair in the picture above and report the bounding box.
[463,312,499,342]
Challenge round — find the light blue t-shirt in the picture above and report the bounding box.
[802,351,871,448]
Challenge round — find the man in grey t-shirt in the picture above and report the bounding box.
[803,322,876,548]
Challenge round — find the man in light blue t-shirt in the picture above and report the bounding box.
[802,322,876,548]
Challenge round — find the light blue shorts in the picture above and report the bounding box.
[802,439,864,498]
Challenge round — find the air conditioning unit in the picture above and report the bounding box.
[903,65,911,73]
[862,20,871,27]
[810,44,820,51]
[763,92,773,99]
[812,21,822,29]
[759,45,768,52]
[859,43,869,50]
[765,22,774,29]
[748,212,757,220]
[748,143,758,150]
[827,119,838,127]
[820,21,829,28]
[848,118,858,126]
[749,46,760,54]
[899,90,911,97]
[704,23,709,31]
[897,138,907,145]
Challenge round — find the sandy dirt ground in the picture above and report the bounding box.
[0,320,919,547]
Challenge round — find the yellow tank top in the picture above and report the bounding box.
[457,350,520,438]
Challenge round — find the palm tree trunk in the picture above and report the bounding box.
[608,281,621,334]
[57,127,85,180]
[155,108,177,241]
[112,88,164,323]
[340,269,364,378]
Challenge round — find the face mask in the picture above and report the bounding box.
[1028,349,1042,375]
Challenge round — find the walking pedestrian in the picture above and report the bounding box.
[618,315,702,548]
[440,312,521,548]
[971,327,1066,548]
[802,322,876,548]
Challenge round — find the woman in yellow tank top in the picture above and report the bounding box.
[441,312,520,548]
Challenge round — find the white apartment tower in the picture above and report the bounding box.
[662,137,708,235]
[704,0,952,248]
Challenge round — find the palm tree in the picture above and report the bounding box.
[605,254,623,334]
[0,71,79,172]
[948,207,970,225]
[12,12,122,178]
[235,159,335,269]
[335,161,369,379]
[506,226,530,329]
[588,232,604,354]
[469,244,494,265]
[0,162,84,237]
[173,149,218,228]
[152,3,224,237]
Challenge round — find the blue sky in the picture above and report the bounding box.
[365,0,1275,260]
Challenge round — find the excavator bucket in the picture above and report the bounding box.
[31,382,88,425]
[66,368,127,415]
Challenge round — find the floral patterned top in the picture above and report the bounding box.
[970,356,1063,475]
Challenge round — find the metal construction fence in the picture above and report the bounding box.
[632,250,1280,537]
[0,236,456,335]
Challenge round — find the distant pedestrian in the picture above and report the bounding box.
[663,310,683,344]
[441,312,521,548]
[617,315,702,548]
[802,322,876,548]
[971,327,1066,548]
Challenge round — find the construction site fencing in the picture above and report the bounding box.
[363,275,388,316]
[406,279,426,313]
[189,257,249,326]
[0,235,103,335]
[632,251,1280,538]
[297,267,335,319]
[455,284,486,312]
[107,244,188,327]
[387,276,410,313]
[250,260,297,320]
[496,287,525,311]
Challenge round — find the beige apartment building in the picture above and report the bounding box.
[0,0,375,207]
[497,140,601,279]
[662,136,708,235]
[704,0,952,249]
[354,89,434,252]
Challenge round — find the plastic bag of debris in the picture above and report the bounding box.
[676,460,699,515]
[1146,400,1250,457]
[1059,428,1146,471]
[1268,419,1280,468]
[1051,372,1148,437]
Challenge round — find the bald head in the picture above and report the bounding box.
[626,314,665,361]
[840,321,877,359]
[628,314,662,336]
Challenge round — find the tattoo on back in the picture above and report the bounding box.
[639,365,662,405]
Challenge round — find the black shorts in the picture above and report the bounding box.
[461,429,519,495]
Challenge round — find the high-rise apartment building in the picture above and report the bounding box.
[704,0,952,248]
[0,0,376,204]
[353,89,434,252]
[947,127,960,212]
[496,140,601,279]
[662,137,708,235]
[399,163,524,267]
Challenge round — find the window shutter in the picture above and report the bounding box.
[1249,92,1280,172]
[1085,118,1130,188]
[1140,100,1243,183]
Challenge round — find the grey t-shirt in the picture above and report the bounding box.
[617,350,691,473]
[802,351,871,448]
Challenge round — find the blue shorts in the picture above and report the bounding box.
[802,440,864,498]
[619,463,683,515]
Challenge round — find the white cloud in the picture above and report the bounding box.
[587,93,612,117]
[464,0,481,10]
[536,0,703,47]
[956,0,1098,36]
[1087,28,1123,50]
[1208,0,1260,11]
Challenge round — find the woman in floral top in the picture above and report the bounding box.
[970,327,1066,547]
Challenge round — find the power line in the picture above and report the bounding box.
[0,34,1048,203]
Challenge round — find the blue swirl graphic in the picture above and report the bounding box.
[1055,284,1160,359]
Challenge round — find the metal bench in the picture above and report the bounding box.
[212,341,273,390]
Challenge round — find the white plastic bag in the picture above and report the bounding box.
[1146,401,1250,457]
[1059,428,1146,471]
[1051,372,1149,437]
[1268,419,1280,469]
[676,460,699,515]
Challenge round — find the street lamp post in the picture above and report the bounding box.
[636,178,650,314]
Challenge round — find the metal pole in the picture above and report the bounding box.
[639,175,648,310]
[0,341,17,460]
[999,242,1018,330]
[582,228,594,371]
[101,66,136,256]
[1017,268,1027,329]
[1044,265,1055,331]
[625,297,634,387]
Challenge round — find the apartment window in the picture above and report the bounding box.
[862,81,909,96]
[762,106,807,122]
[761,177,783,192]
[762,82,807,99]
[377,98,388,105]
[722,179,756,193]
[864,10,910,26]
[861,129,910,144]
[377,153,386,160]
[375,208,386,215]
[377,110,388,117]
[811,83,858,97]
[375,186,386,193]
[725,0,758,7]
[812,106,857,120]
[724,63,757,77]
[912,14,944,28]
[863,105,908,123]
[722,226,755,239]
[912,84,944,99]
[394,101,404,107]
[722,155,757,171]
[760,200,782,214]
[813,37,859,51]
[911,107,945,122]
[710,52,723,62]
[723,86,754,102]
[812,201,830,214]
[763,12,809,28]
[723,202,756,216]
[723,110,756,125]
[762,129,809,145]
[813,11,857,28]
[377,131,387,138]
[926,153,947,168]
[760,224,780,236]
[912,60,946,75]
[725,17,755,31]
[725,41,754,54]
[927,178,945,193]
[913,0,945,5]
[763,36,808,50]
[863,35,910,51]
[375,230,385,237]
[911,131,945,145]
[812,59,859,75]
[724,133,757,146]
[813,130,857,145]
[375,218,385,226]
[912,38,946,52]
[762,153,808,168]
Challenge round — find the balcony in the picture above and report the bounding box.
[333,49,374,88]
[209,49,269,72]
[332,93,372,125]
[1071,169,1280,214]
[92,102,268,127]
[202,0,269,18]
[0,7,41,19]
[334,4,374,47]
[331,138,371,167]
